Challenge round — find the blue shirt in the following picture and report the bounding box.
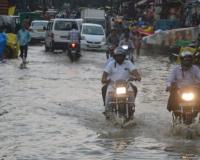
[0,33,6,55]
[69,29,80,43]
[17,29,31,46]
[167,65,200,88]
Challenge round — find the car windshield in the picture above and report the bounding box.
[54,21,77,31]
[85,19,105,28]
[82,25,104,35]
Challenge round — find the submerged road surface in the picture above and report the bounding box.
[0,45,200,160]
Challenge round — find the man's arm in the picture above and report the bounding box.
[166,67,176,91]
[101,71,111,84]
[130,69,141,81]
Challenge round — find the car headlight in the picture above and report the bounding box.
[122,45,128,50]
[116,87,126,95]
[181,92,194,101]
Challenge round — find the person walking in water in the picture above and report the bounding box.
[17,22,31,68]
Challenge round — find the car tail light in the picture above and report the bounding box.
[71,43,77,48]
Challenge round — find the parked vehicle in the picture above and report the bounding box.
[80,23,106,50]
[29,20,48,42]
[44,18,81,52]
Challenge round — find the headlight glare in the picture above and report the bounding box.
[181,93,194,101]
[116,87,126,95]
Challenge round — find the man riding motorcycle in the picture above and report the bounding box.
[119,33,135,62]
[101,47,141,117]
[166,51,200,112]
[106,27,120,59]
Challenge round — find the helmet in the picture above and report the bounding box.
[114,47,126,56]
[180,51,193,68]
[180,51,193,58]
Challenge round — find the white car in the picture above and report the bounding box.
[45,18,81,52]
[81,23,106,50]
[29,20,48,42]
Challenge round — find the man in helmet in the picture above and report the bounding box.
[68,23,81,53]
[119,32,135,62]
[101,46,141,109]
[166,51,200,111]
[106,27,120,59]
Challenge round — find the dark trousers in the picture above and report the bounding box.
[167,89,178,112]
[20,45,28,59]
[101,83,138,106]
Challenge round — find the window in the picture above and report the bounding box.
[54,21,77,31]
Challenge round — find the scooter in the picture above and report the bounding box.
[121,45,134,62]
[68,42,81,62]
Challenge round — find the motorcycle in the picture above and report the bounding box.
[106,80,136,127]
[68,42,81,62]
[121,44,134,62]
[172,85,200,126]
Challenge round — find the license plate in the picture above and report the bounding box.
[37,29,43,32]
[71,50,77,53]
[60,36,68,38]
[87,44,100,48]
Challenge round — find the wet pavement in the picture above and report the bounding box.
[0,45,200,160]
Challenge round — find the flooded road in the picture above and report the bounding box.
[0,45,200,160]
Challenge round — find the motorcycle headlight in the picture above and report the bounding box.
[116,87,126,95]
[181,92,194,101]
[122,45,128,50]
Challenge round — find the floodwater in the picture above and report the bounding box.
[0,45,200,160]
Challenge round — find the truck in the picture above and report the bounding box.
[81,8,106,29]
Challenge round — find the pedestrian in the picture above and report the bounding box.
[0,26,7,63]
[133,31,142,58]
[17,22,31,67]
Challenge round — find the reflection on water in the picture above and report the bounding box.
[0,46,200,159]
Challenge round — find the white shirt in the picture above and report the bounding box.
[104,60,136,81]
[104,60,136,93]
[166,65,200,88]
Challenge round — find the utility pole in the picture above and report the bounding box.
[42,0,46,14]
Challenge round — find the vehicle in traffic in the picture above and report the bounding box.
[105,80,136,127]
[81,8,106,29]
[29,20,48,42]
[121,44,134,62]
[172,85,200,126]
[44,18,81,52]
[68,42,81,62]
[80,23,106,50]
